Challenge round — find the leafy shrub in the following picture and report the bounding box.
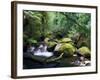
[27,39,37,44]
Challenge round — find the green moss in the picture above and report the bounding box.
[44,38,58,48]
[45,32,53,38]
[59,43,76,56]
[58,38,74,46]
[59,38,72,43]
[78,46,90,58]
[47,41,57,48]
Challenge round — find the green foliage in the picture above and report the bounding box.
[28,39,37,44]
[23,11,50,40]
[23,10,91,57]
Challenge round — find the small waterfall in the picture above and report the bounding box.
[34,44,53,57]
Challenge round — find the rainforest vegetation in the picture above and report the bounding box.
[23,10,91,69]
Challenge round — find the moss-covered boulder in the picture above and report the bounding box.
[46,41,57,52]
[59,38,74,46]
[78,46,90,58]
[47,41,57,48]
[59,38,72,43]
[44,38,57,47]
[44,38,49,43]
[58,43,76,56]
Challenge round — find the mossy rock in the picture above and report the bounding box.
[59,38,74,45]
[59,38,72,43]
[47,41,57,48]
[78,46,90,58]
[44,38,57,48]
[44,38,49,43]
[58,43,76,56]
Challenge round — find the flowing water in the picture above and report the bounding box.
[23,44,90,69]
[34,44,53,57]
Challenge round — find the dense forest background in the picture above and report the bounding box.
[23,10,91,60]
